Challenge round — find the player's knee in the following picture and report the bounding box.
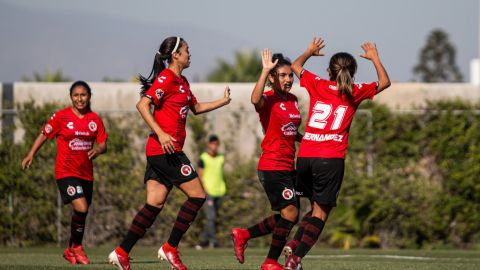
[281,205,298,222]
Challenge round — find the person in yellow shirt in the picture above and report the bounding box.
[196,135,226,249]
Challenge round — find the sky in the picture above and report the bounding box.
[0,0,478,83]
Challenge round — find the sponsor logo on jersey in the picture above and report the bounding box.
[67,122,74,129]
[179,105,189,119]
[180,164,193,176]
[50,113,56,120]
[76,186,83,194]
[75,131,90,136]
[67,185,76,196]
[328,85,338,91]
[179,85,185,93]
[303,132,344,142]
[282,188,294,200]
[45,124,53,134]
[281,122,298,136]
[69,138,93,151]
[279,103,286,111]
[88,121,97,132]
[155,89,165,100]
[289,114,301,119]
[158,76,166,83]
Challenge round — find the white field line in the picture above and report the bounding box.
[305,254,479,261]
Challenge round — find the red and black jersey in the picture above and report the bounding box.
[42,107,107,181]
[257,90,301,171]
[298,69,377,159]
[143,68,198,156]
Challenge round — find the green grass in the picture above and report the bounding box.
[0,247,479,270]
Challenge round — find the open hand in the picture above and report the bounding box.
[223,86,231,105]
[261,49,278,71]
[158,132,177,154]
[307,37,325,57]
[360,42,379,61]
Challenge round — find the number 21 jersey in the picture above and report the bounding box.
[298,70,377,159]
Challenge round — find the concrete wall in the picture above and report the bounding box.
[3,82,480,157]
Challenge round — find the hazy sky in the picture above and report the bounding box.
[0,0,478,82]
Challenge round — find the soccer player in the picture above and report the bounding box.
[231,49,302,270]
[108,36,231,270]
[284,38,391,270]
[21,81,108,265]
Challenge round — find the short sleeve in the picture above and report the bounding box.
[42,112,61,139]
[353,82,378,104]
[299,70,321,94]
[254,94,269,113]
[143,75,171,106]
[95,117,108,144]
[189,91,198,107]
[198,158,205,169]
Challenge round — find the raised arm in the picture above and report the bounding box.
[251,49,278,110]
[360,42,391,94]
[136,97,177,154]
[291,37,325,78]
[22,133,48,170]
[191,86,231,115]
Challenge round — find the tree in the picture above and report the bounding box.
[207,50,262,82]
[413,29,463,82]
[21,69,71,82]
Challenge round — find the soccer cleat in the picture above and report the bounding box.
[282,240,299,261]
[71,245,90,264]
[108,249,131,270]
[260,260,284,270]
[284,255,302,270]
[158,244,188,270]
[62,247,76,264]
[231,228,250,264]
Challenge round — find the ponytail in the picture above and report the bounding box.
[329,52,357,100]
[336,68,354,99]
[139,36,185,94]
[139,53,168,94]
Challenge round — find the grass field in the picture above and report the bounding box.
[0,246,479,270]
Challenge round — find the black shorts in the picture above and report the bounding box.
[144,152,198,189]
[56,177,93,205]
[258,170,297,211]
[295,157,344,207]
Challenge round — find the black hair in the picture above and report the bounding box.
[69,80,92,110]
[208,134,219,143]
[329,52,357,99]
[267,53,292,87]
[139,36,185,94]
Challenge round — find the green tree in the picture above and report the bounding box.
[21,69,71,82]
[207,50,262,82]
[413,29,463,82]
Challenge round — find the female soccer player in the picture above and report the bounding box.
[108,36,231,270]
[284,38,391,269]
[231,49,302,270]
[22,81,108,265]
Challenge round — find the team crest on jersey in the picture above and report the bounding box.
[67,122,74,130]
[88,121,97,132]
[45,124,53,134]
[180,164,193,176]
[67,185,76,196]
[281,122,298,136]
[155,89,165,100]
[282,188,294,200]
[76,186,83,194]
